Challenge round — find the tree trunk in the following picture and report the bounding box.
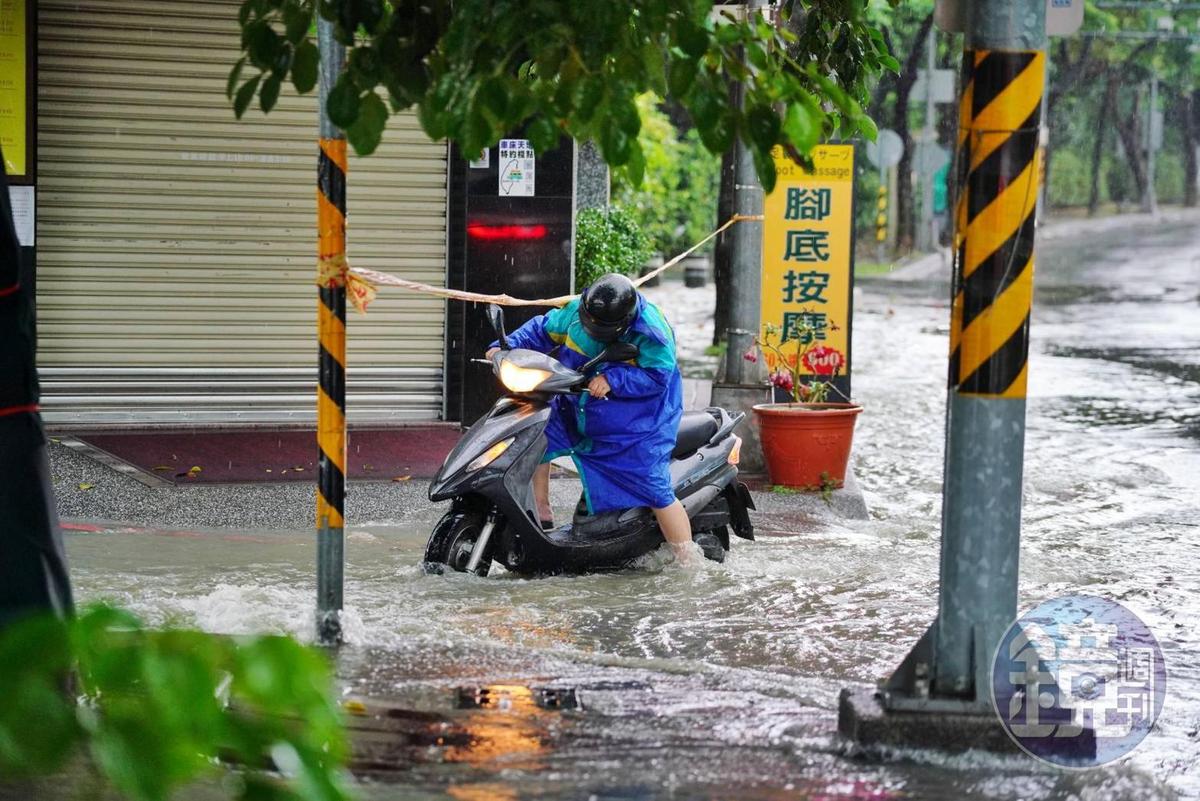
[712,147,736,346]
[1088,80,1114,216]
[892,13,934,253]
[1115,87,1149,207]
[1185,88,1198,207]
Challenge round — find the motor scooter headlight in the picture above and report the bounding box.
[467,437,515,472]
[499,360,552,393]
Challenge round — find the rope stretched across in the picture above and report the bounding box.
[318,214,764,313]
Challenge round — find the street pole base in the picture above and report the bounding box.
[316,609,343,647]
[837,687,1020,755]
[709,381,771,475]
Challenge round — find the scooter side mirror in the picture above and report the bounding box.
[486,303,510,349]
[581,341,640,374]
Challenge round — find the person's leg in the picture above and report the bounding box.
[533,462,553,525]
[652,500,698,564]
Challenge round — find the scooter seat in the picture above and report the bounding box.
[672,411,719,458]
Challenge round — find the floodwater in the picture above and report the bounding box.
[62,223,1200,800]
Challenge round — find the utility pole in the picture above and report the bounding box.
[841,0,1050,747]
[918,26,937,252]
[315,17,347,646]
[711,0,768,471]
[1144,70,1159,214]
[721,0,763,386]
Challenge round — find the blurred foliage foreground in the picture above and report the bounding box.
[0,605,351,801]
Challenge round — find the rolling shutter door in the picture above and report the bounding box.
[36,0,447,425]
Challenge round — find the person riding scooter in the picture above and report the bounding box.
[486,273,696,563]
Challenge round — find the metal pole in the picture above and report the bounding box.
[918,26,937,252]
[722,0,764,385]
[1036,47,1050,225]
[876,160,886,262]
[316,18,347,646]
[883,0,1045,709]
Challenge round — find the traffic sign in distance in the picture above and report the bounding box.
[913,69,956,104]
[914,142,951,174]
[865,129,905,169]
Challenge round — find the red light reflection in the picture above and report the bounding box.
[467,223,548,241]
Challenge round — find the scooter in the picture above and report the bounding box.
[422,304,755,576]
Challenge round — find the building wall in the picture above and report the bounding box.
[36,0,448,425]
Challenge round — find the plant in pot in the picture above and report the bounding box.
[746,321,862,491]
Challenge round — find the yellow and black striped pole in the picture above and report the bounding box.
[937,30,1044,698]
[881,0,1046,710]
[316,18,346,646]
[948,49,1042,400]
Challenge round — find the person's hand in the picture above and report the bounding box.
[485,348,500,360]
[587,374,612,399]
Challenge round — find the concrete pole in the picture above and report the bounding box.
[918,26,937,252]
[711,0,767,475]
[315,18,347,646]
[721,0,764,386]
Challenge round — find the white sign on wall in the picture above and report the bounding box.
[498,138,535,196]
[9,185,34,247]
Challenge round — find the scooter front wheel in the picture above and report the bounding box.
[423,509,492,577]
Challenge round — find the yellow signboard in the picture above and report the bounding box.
[0,0,28,178]
[759,143,855,390]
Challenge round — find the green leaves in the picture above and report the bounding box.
[282,0,313,43]
[783,101,819,155]
[260,73,283,113]
[526,115,560,156]
[346,91,389,155]
[0,605,350,801]
[226,0,889,197]
[326,72,360,129]
[746,104,781,154]
[753,145,778,195]
[0,614,77,776]
[668,57,696,99]
[292,39,319,93]
[672,17,709,59]
[234,74,262,119]
[227,57,246,100]
[244,19,282,70]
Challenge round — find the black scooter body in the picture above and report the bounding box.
[423,307,755,576]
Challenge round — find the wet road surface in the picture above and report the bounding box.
[61,221,1200,800]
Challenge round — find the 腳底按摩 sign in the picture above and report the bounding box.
[760,144,855,392]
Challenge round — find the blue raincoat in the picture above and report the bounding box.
[496,294,683,514]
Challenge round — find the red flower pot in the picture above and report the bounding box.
[752,402,862,489]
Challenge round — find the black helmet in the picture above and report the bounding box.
[579,273,637,342]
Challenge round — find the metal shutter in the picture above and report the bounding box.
[36,0,448,425]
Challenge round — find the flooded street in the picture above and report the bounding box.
[63,223,1200,800]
